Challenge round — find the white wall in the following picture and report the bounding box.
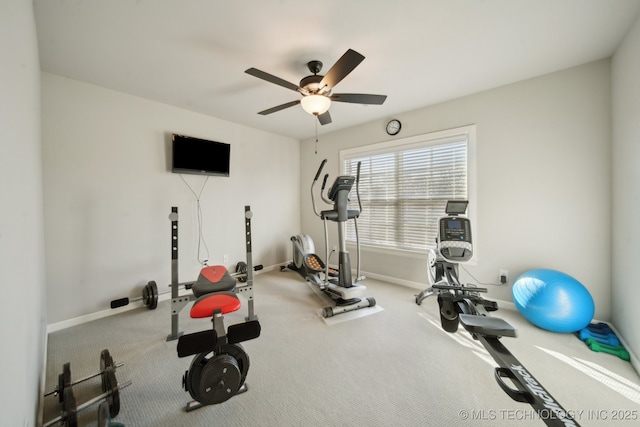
[301,60,612,321]
[612,14,640,370]
[0,1,47,426]
[42,73,301,325]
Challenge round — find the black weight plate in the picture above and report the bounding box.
[63,386,78,427]
[100,349,113,393]
[219,344,250,388]
[186,352,210,402]
[148,281,158,309]
[58,362,72,403]
[198,354,241,405]
[236,262,248,282]
[97,401,111,427]
[142,283,150,306]
[104,367,120,418]
[186,344,250,403]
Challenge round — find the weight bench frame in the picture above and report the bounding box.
[167,205,258,341]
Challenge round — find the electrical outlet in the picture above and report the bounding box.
[223,254,229,263]
[499,269,509,284]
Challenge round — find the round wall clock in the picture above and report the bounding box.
[386,119,401,135]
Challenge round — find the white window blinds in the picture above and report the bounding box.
[343,132,468,252]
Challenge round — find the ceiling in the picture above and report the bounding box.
[33,0,640,141]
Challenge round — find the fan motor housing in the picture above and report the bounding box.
[300,74,323,93]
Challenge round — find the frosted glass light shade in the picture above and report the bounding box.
[300,94,331,115]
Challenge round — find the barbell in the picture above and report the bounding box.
[45,349,121,403]
[110,262,262,310]
[44,349,130,427]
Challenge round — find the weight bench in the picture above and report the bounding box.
[177,287,261,411]
[166,205,258,341]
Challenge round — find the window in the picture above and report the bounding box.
[341,125,475,252]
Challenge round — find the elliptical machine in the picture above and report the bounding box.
[284,159,376,318]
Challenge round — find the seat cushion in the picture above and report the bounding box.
[192,265,236,297]
[190,291,241,318]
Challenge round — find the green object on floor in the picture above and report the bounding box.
[585,338,630,361]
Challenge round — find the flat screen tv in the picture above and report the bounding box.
[171,133,230,177]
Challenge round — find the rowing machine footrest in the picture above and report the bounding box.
[459,314,517,338]
[483,300,499,311]
[190,292,241,318]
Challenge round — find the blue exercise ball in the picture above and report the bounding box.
[512,269,594,333]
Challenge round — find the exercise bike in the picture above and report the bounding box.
[415,201,580,427]
[283,159,375,318]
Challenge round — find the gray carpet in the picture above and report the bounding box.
[43,270,640,426]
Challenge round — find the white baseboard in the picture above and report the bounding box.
[46,265,281,334]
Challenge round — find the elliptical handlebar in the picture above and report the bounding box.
[320,174,331,205]
[311,159,328,217]
[313,158,327,181]
[356,161,362,213]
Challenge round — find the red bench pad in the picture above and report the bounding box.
[190,291,241,318]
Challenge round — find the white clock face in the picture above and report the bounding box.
[387,120,401,135]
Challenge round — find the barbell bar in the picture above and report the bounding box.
[44,367,131,427]
[110,263,263,310]
[45,349,122,403]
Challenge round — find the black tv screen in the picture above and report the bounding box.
[171,134,230,177]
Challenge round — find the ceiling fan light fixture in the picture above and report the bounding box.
[300,94,331,115]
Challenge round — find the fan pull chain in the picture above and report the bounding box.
[314,116,319,154]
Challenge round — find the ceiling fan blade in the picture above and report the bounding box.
[317,111,332,125]
[245,68,303,93]
[330,93,387,105]
[319,49,365,91]
[257,100,301,115]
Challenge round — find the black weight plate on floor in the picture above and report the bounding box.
[63,386,78,427]
[198,354,241,405]
[58,362,72,403]
[142,283,150,306]
[97,400,111,427]
[148,281,158,309]
[104,367,120,418]
[100,349,113,393]
[142,281,159,310]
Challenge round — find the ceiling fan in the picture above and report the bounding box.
[245,49,387,125]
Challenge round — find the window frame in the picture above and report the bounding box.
[339,124,477,259]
